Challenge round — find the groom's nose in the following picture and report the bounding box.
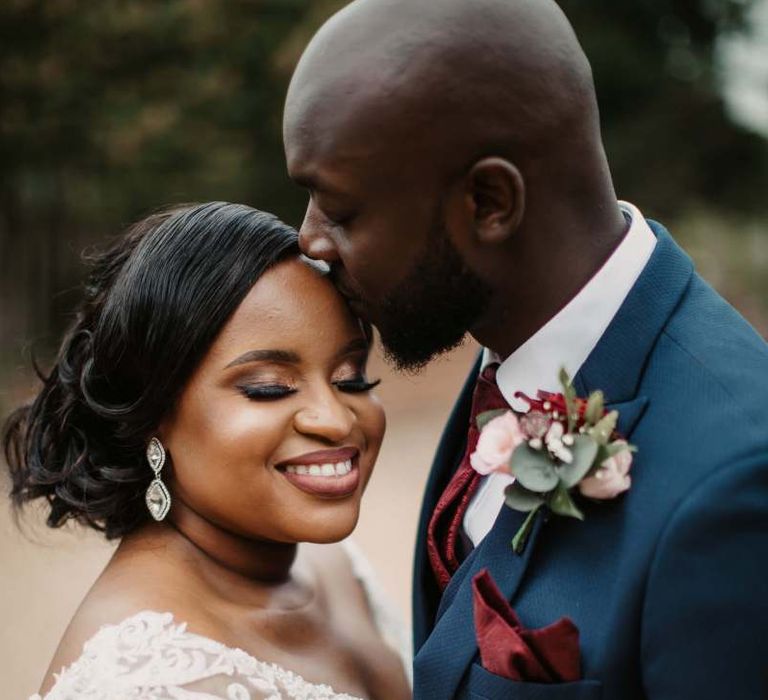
[299,204,340,263]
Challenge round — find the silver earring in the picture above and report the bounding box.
[145,437,171,521]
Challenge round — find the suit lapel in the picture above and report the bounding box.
[413,354,482,651]
[414,504,546,699]
[605,396,649,437]
[573,222,694,403]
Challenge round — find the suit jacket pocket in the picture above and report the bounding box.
[466,663,603,700]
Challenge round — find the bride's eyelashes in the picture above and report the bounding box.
[333,377,381,393]
[237,377,381,401]
[238,383,298,401]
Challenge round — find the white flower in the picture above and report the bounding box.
[579,440,633,499]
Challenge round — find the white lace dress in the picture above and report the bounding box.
[31,542,411,700]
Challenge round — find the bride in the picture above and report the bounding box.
[4,202,412,700]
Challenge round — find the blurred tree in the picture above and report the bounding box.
[558,0,768,219]
[0,0,766,400]
[0,0,310,377]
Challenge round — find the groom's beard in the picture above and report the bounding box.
[371,216,492,373]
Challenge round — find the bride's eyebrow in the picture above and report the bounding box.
[224,349,300,369]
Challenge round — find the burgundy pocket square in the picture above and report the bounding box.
[472,568,581,683]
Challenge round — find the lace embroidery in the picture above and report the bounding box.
[31,611,364,700]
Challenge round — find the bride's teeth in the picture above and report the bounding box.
[335,460,352,476]
[284,459,355,477]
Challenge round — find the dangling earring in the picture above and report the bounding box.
[145,437,171,521]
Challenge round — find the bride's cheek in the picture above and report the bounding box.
[360,399,386,473]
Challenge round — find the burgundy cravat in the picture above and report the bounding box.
[426,363,509,591]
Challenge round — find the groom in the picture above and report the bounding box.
[283,0,768,697]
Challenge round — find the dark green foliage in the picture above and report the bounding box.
[558,0,768,217]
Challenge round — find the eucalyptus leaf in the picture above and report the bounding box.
[510,444,559,492]
[589,410,618,445]
[585,390,605,425]
[603,440,634,459]
[504,482,546,512]
[548,483,585,520]
[555,435,599,487]
[476,408,510,431]
[594,444,610,469]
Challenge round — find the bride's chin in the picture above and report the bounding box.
[295,508,361,545]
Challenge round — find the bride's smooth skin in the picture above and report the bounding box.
[40,259,410,700]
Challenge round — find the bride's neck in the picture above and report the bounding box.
[126,505,299,585]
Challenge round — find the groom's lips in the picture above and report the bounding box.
[276,447,361,499]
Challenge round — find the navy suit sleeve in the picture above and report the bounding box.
[641,454,768,699]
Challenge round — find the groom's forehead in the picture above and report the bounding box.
[285,98,421,185]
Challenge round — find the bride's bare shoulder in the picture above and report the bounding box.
[37,552,221,697]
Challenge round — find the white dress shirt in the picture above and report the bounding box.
[462,201,657,546]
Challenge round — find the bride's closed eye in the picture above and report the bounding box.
[333,377,381,393]
[236,378,380,401]
[238,383,298,401]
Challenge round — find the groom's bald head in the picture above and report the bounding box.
[284,0,623,367]
[284,0,601,179]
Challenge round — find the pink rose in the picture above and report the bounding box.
[470,411,525,475]
[579,441,633,499]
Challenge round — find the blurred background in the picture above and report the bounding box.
[1,0,767,695]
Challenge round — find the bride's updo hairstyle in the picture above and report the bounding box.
[3,202,299,538]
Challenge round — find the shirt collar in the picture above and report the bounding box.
[482,201,656,411]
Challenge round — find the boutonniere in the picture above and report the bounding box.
[470,368,636,553]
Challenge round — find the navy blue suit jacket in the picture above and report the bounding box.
[412,222,768,699]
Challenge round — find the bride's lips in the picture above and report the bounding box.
[276,447,361,499]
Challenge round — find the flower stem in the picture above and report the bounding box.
[511,505,542,554]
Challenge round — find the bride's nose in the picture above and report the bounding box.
[294,386,354,442]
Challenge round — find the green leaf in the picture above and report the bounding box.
[504,482,546,512]
[594,444,610,469]
[588,410,618,445]
[603,440,635,459]
[555,435,599,487]
[509,444,559,492]
[511,505,542,554]
[585,390,605,425]
[476,408,509,431]
[548,483,585,520]
[559,366,578,433]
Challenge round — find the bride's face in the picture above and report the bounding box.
[161,258,385,544]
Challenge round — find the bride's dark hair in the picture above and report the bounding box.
[3,202,299,538]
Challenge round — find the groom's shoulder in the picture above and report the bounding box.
[640,270,768,462]
[661,271,768,402]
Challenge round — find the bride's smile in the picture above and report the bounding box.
[277,446,361,498]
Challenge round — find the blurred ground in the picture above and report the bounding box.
[0,339,479,698]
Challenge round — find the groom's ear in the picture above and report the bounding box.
[465,157,525,245]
